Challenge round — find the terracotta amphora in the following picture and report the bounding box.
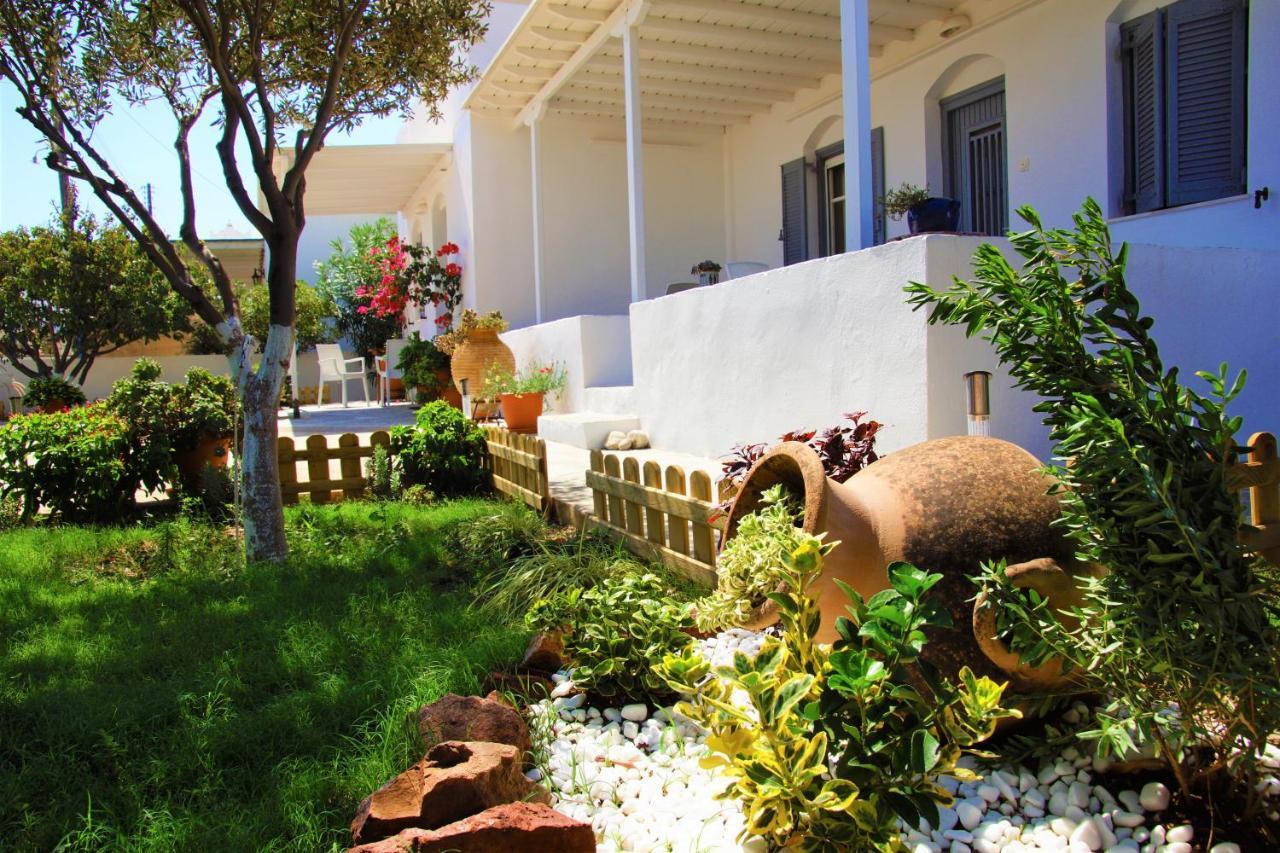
[721,435,1099,692]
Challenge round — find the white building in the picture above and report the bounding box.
[299,0,1279,460]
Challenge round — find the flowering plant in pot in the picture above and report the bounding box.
[437,310,512,418]
[484,360,567,433]
[882,182,961,234]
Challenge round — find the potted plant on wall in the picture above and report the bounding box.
[485,361,567,433]
[882,182,961,234]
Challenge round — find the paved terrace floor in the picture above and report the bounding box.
[277,402,721,516]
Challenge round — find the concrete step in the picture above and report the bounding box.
[538,412,641,450]
[581,384,636,415]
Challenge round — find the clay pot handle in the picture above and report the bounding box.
[973,558,1076,690]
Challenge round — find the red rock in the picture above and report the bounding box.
[519,630,565,673]
[350,741,544,844]
[416,693,531,755]
[348,802,595,853]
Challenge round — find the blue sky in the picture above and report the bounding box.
[0,80,403,237]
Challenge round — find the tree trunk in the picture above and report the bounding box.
[236,240,297,563]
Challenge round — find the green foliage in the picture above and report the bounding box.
[314,219,405,359]
[661,542,1016,851]
[103,359,179,495]
[396,331,450,392]
[445,501,549,579]
[530,573,693,700]
[186,281,336,355]
[0,499,528,851]
[390,401,488,497]
[0,491,22,529]
[0,404,132,522]
[0,211,190,382]
[364,444,402,500]
[471,527,659,618]
[695,485,819,632]
[21,374,86,410]
[906,198,1280,819]
[484,360,568,396]
[171,368,239,448]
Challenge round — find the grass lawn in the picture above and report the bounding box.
[0,499,531,852]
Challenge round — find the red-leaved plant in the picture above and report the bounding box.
[717,411,883,512]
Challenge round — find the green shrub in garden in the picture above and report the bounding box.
[529,572,693,700]
[171,368,239,449]
[906,199,1280,824]
[21,374,85,411]
[694,485,825,632]
[661,541,1016,852]
[0,404,133,522]
[105,358,179,490]
[390,401,487,496]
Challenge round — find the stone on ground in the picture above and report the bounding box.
[350,741,545,844]
[347,802,595,853]
[520,630,565,674]
[416,693,531,755]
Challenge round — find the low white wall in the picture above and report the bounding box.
[66,349,339,404]
[78,355,231,401]
[501,315,632,414]
[629,236,1279,464]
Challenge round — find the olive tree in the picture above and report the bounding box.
[0,0,488,560]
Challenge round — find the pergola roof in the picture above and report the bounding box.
[466,0,970,129]
[271,143,452,215]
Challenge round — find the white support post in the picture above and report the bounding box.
[621,10,648,302]
[527,107,546,324]
[840,0,874,250]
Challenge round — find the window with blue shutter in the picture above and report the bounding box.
[1121,0,1247,214]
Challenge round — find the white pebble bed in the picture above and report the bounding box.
[529,629,1279,853]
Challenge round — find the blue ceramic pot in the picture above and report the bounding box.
[907,198,962,234]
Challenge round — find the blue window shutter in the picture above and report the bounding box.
[780,157,808,265]
[1165,0,1247,206]
[1123,10,1165,214]
[871,127,886,245]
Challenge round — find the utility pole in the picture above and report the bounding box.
[144,183,154,214]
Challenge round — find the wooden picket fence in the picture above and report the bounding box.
[278,431,391,504]
[585,450,724,586]
[483,426,551,514]
[1228,431,1280,565]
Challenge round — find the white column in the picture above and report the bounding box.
[839,0,874,250]
[527,108,546,324]
[622,16,647,302]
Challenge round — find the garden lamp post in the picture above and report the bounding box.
[459,377,471,421]
[965,370,991,437]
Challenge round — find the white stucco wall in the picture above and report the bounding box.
[500,314,632,414]
[630,240,941,459]
[295,213,395,284]
[725,0,1279,265]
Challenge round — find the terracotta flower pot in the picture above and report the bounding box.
[450,328,515,400]
[501,392,544,433]
[721,435,1100,692]
[436,368,463,409]
[176,435,232,481]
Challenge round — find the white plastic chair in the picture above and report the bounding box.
[315,343,372,407]
[724,261,769,281]
[377,338,409,406]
